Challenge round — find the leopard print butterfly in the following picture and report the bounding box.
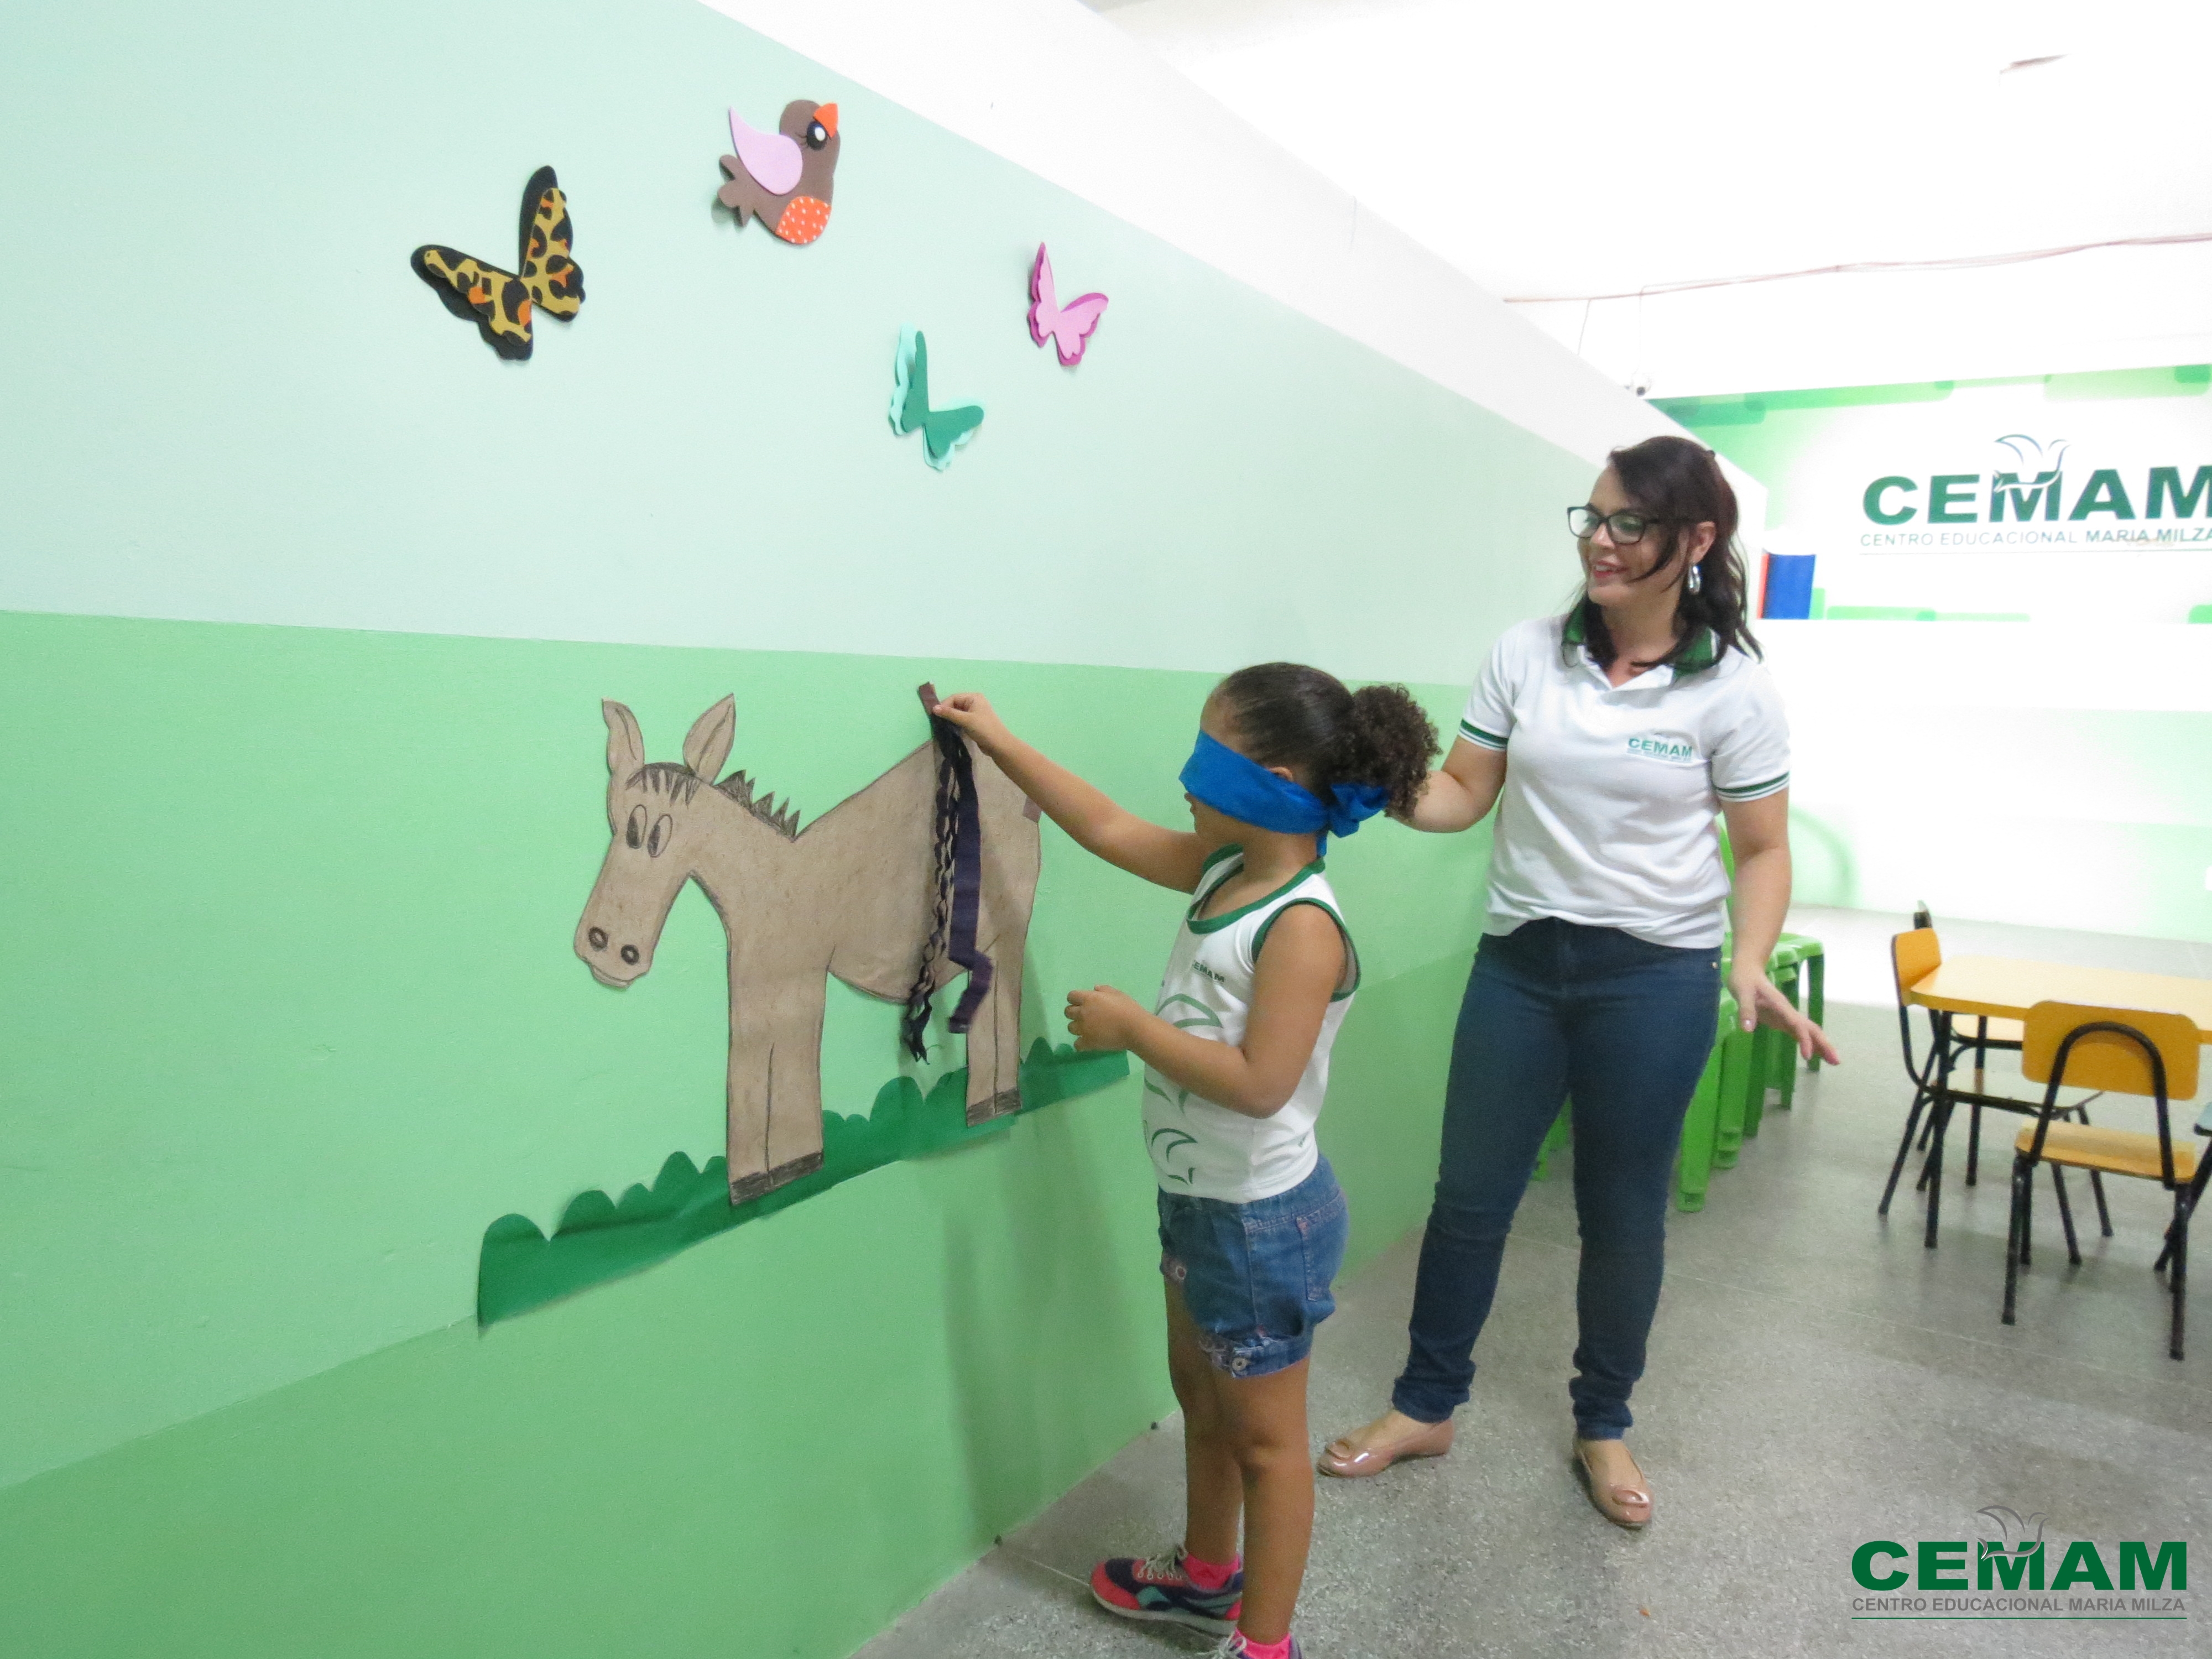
[410,166,584,360]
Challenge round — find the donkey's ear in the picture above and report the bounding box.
[683,696,737,781]
[603,701,646,777]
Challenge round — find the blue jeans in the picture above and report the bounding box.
[1159,1156,1350,1378]
[1391,919,1720,1439]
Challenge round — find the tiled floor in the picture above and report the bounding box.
[857,916,2210,1657]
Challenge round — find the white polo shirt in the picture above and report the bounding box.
[1457,610,1790,949]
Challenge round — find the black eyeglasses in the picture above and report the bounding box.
[1567,505,1673,544]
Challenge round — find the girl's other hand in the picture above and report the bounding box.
[930,691,1015,757]
[1066,985,1144,1051]
[1728,968,1842,1066]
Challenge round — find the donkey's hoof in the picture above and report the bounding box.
[966,1087,1023,1126]
[728,1151,825,1206]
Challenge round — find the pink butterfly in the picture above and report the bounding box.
[1027,243,1109,367]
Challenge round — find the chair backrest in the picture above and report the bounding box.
[1891,928,1940,1007]
[2022,1001,2200,1102]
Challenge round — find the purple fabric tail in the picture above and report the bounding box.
[902,684,994,1059]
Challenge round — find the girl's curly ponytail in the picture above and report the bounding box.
[1335,684,1440,819]
[1212,664,1439,820]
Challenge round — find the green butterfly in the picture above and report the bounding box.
[888,326,983,469]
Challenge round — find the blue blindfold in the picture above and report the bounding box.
[1178,731,1390,851]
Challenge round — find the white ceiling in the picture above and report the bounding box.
[1086,0,2212,395]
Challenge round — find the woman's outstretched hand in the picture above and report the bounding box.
[1729,968,1842,1066]
[930,691,1015,758]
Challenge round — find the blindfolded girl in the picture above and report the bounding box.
[932,665,1436,1659]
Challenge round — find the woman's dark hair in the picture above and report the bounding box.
[1211,662,1438,820]
[1580,435,1760,672]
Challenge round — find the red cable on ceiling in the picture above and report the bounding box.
[1505,231,2212,305]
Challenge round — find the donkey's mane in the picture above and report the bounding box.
[630,761,801,839]
[716,767,803,838]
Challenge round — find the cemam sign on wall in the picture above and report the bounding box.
[1863,451,2211,546]
[1655,368,2212,624]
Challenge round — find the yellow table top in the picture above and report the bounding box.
[1907,954,2212,1041]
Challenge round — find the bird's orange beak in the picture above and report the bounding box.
[816,102,839,139]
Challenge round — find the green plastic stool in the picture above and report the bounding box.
[1541,926,1825,1211]
[1677,991,1745,1210]
[1746,954,1803,1136]
[1715,947,1785,1149]
[1531,1103,1572,1180]
[1709,1012,1762,1171]
[1714,823,1827,1074]
[1717,931,1827,1133]
[1770,930,1827,1074]
[1749,934,1827,1121]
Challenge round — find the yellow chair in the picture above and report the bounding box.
[2004,1002,2202,1360]
[1880,926,2106,1248]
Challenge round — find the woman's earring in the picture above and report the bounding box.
[1687,562,1703,595]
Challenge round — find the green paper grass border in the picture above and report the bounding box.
[477,1042,1130,1324]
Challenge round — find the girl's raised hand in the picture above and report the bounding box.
[1066,985,1144,1051]
[929,691,1015,757]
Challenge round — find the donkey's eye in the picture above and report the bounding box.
[625,805,645,849]
[648,815,672,857]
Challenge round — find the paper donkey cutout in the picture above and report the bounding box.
[889,327,984,469]
[410,166,583,360]
[1028,244,1109,367]
[575,690,1040,1204]
[718,101,841,245]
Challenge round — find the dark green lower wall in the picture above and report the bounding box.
[0,1086,1159,1658]
[0,958,1462,1659]
[0,608,1483,1658]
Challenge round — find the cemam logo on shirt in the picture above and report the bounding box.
[1626,732,1700,765]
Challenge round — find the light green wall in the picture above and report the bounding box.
[0,0,1578,681]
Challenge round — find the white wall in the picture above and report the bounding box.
[702,0,1697,466]
[1517,244,2212,402]
[1765,622,2212,943]
[1094,0,2212,401]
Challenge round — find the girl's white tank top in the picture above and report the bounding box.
[1142,847,1358,1203]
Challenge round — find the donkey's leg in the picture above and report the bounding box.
[962,931,1027,1125]
[726,989,828,1203]
[763,997,828,1183]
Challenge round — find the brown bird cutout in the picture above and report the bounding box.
[718,101,841,245]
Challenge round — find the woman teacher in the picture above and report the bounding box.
[1318,435,1838,1527]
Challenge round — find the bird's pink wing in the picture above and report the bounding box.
[1045,293,1109,366]
[729,106,802,195]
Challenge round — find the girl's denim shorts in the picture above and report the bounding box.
[1157,1155,1349,1379]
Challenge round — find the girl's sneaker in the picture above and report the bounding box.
[1211,1634,1303,1659]
[1088,1547,1241,1633]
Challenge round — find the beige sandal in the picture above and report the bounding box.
[1572,1439,1652,1530]
[1317,1412,1454,1479]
